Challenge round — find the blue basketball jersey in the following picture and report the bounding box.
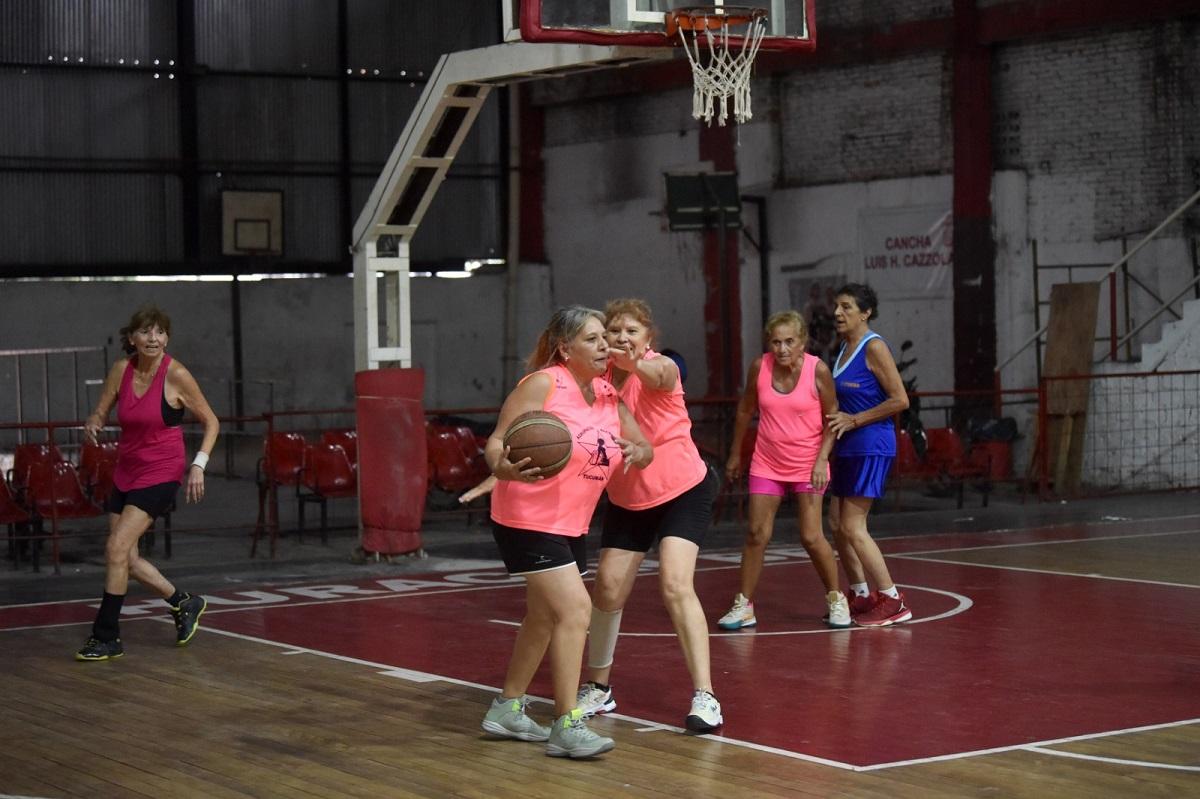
[832,332,896,456]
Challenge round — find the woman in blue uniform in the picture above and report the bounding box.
[825,284,913,627]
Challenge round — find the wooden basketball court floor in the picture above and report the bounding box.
[2,512,1198,798]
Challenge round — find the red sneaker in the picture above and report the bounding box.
[848,592,877,618]
[853,592,912,627]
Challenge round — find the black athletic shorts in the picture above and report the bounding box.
[105,481,179,520]
[492,522,589,577]
[600,467,718,553]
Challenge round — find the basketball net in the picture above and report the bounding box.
[668,7,768,126]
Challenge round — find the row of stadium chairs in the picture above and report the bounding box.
[4,441,175,570]
[256,430,358,545]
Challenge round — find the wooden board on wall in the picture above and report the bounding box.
[1043,282,1100,415]
[1040,281,1100,493]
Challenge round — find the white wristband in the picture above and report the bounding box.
[192,451,209,471]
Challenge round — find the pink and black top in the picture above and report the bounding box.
[113,354,186,492]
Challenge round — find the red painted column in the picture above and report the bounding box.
[699,124,742,399]
[952,0,997,397]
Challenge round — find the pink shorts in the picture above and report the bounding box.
[748,474,826,497]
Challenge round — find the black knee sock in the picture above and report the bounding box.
[166,590,186,608]
[92,592,126,642]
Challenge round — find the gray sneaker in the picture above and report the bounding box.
[575,681,616,717]
[685,690,723,733]
[481,696,550,742]
[545,709,615,758]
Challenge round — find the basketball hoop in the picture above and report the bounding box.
[666,6,769,126]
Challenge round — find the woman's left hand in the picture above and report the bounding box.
[615,436,649,472]
[185,464,205,503]
[826,411,858,439]
[810,457,829,490]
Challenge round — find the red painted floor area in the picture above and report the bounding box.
[6,522,1199,768]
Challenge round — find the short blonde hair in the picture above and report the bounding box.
[764,310,806,345]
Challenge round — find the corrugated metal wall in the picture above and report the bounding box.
[0,0,503,274]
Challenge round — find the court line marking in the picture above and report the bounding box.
[197,623,863,771]
[190,623,1200,773]
[893,556,1200,589]
[4,511,1197,612]
[1024,745,1200,772]
[853,717,1200,772]
[901,527,1197,555]
[488,584,972,637]
[4,522,1196,632]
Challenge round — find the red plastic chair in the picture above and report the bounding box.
[895,430,937,478]
[320,429,357,470]
[298,443,358,544]
[450,426,490,484]
[26,461,104,521]
[253,432,308,553]
[259,432,307,487]
[9,443,65,499]
[1,479,32,569]
[79,441,119,500]
[426,427,478,493]
[923,428,990,508]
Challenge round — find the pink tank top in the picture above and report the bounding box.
[605,350,706,510]
[113,355,186,491]
[748,352,828,482]
[491,363,623,537]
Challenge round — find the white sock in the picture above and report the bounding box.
[850,582,869,597]
[881,585,900,599]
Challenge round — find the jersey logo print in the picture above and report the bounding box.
[576,428,616,481]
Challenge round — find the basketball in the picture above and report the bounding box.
[503,410,573,477]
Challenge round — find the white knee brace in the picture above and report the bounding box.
[586,607,623,670]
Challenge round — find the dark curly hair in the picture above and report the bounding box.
[834,283,879,322]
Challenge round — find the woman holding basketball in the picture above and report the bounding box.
[718,310,847,631]
[574,298,723,733]
[480,305,652,759]
[825,283,912,626]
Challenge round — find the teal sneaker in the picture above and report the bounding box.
[481,696,551,742]
[545,708,615,758]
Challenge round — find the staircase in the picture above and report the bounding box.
[1137,298,1200,372]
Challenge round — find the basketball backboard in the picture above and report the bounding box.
[503,0,815,52]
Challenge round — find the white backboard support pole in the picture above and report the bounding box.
[352,41,670,371]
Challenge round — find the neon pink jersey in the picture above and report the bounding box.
[491,363,623,537]
[748,352,828,482]
[605,350,706,510]
[113,355,186,491]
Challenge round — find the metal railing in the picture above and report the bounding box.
[997,186,1200,378]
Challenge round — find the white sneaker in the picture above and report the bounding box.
[825,590,852,628]
[685,690,723,733]
[575,681,616,717]
[546,709,615,758]
[717,593,756,630]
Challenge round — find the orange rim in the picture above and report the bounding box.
[665,6,767,36]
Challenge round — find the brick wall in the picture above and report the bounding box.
[992,21,1199,241]
[817,0,951,30]
[778,52,952,186]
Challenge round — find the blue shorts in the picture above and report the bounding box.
[829,455,893,499]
